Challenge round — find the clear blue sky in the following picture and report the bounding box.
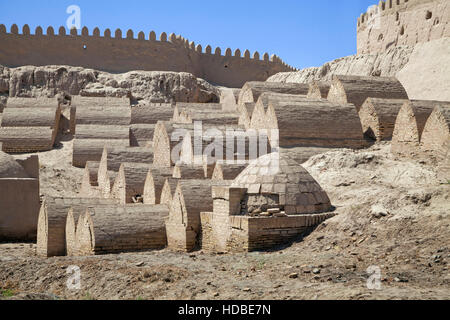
[0,0,377,69]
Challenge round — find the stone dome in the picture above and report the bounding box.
[232,152,331,214]
[0,150,29,178]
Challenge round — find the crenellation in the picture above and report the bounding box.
[11,24,18,34]
[115,28,122,39]
[44,27,54,36]
[104,28,111,38]
[196,44,202,53]
[149,30,156,41]
[225,48,232,56]
[169,33,176,43]
[22,24,30,35]
[234,49,241,57]
[205,45,212,54]
[93,27,100,37]
[160,32,167,41]
[253,51,260,60]
[0,24,5,33]
[35,26,43,36]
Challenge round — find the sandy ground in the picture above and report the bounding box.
[1,142,449,300]
[13,135,84,199]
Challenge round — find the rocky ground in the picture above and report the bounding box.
[0,65,220,105]
[0,142,448,300]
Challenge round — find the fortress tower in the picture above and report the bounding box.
[357,0,449,54]
[0,24,296,88]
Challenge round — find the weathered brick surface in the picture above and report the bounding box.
[72,96,130,109]
[220,88,240,106]
[36,197,118,257]
[237,102,255,129]
[111,163,152,204]
[264,98,366,149]
[6,97,59,109]
[130,124,155,147]
[75,106,131,126]
[174,103,223,124]
[153,121,250,167]
[420,104,450,160]
[176,103,239,125]
[166,180,231,252]
[2,106,61,128]
[77,205,168,256]
[160,178,179,206]
[172,164,206,179]
[238,82,309,105]
[75,125,130,140]
[359,98,408,141]
[0,178,40,241]
[72,96,130,133]
[250,93,308,130]
[307,81,331,100]
[391,100,444,156]
[0,127,55,153]
[327,75,409,112]
[232,152,332,214]
[97,146,154,195]
[142,167,173,205]
[79,161,102,198]
[200,210,335,253]
[212,162,247,181]
[72,138,129,167]
[131,104,173,124]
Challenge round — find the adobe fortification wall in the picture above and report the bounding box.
[357,0,449,54]
[0,24,296,88]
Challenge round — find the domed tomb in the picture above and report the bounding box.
[231,152,331,215]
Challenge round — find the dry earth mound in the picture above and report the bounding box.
[0,65,219,104]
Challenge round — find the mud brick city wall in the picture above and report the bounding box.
[0,25,295,88]
[357,0,449,54]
